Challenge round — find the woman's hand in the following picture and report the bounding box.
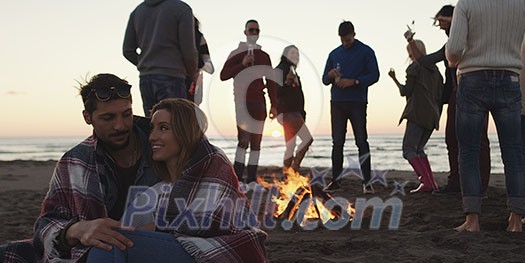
[66,218,135,251]
[388,68,396,79]
[285,70,296,85]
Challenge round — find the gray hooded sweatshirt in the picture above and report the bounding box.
[123,0,197,79]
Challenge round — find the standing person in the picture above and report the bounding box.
[405,5,491,195]
[123,0,198,116]
[220,19,278,183]
[446,0,525,232]
[520,35,525,227]
[88,98,268,263]
[275,45,314,172]
[321,21,380,193]
[188,16,214,106]
[521,39,525,160]
[388,40,443,193]
[1,74,161,262]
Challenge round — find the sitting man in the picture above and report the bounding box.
[0,73,159,262]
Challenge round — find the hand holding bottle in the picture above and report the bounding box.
[334,63,342,83]
[404,20,416,41]
[286,65,298,86]
[243,44,255,66]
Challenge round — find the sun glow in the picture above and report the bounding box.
[271,130,282,137]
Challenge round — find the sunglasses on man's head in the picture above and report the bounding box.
[89,85,131,102]
[248,28,260,33]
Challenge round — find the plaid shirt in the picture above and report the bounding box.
[27,116,159,263]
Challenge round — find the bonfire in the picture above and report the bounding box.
[257,167,355,227]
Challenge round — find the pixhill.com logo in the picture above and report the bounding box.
[122,162,405,231]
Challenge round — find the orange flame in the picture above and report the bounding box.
[257,167,354,224]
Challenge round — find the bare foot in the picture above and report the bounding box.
[454,213,480,232]
[506,212,523,232]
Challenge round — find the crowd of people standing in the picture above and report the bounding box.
[1,0,525,262]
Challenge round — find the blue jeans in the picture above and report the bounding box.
[330,101,371,183]
[402,121,433,160]
[139,75,186,116]
[87,230,194,263]
[522,115,525,158]
[456,70,525,215]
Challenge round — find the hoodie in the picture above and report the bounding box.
[123,0,197,79]
[220,42,277,105]
[145,0,165,5]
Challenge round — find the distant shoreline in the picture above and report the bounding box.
[0,133,508,173]
[0,160,507,194]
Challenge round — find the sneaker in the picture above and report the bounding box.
[432,185,461,195]
[323,181,342,193]
[363,184,375,194]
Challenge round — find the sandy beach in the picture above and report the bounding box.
[1,160,524,262]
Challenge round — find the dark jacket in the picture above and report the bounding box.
[398,62,444,131]
[275,58,305,117]
[417,44,456,104]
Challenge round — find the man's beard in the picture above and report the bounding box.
[107,137,130,151]
[101,131,131,151]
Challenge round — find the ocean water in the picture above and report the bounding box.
[0,134,505,173]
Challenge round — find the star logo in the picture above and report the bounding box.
[239,182,249,193]
[309,167,330,187]
[340,155,364,180]
[367,169,388,187]
[390,180,409,196]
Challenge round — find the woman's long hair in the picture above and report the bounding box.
[280,45,298,66]
[150,98,208,182]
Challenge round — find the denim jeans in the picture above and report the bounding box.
[402,121,433,160]
[445,88,491,190]
[139,74,186,116]
[330,101,371,183]
[456,70,525,215]
[87,230,194,263]
[522,115,525,158]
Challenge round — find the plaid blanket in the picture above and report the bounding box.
[2,240,35,263]
[160,137,268,262]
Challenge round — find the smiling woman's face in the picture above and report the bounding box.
[149,109,180,163]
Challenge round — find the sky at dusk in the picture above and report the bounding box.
[0,0,470,138]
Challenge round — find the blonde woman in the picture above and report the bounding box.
[388,40,443,193]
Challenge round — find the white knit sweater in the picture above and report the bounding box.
[446,0,525,75]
